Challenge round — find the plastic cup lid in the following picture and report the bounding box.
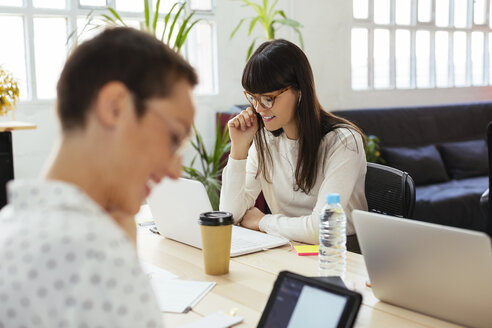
[198,211,234,226]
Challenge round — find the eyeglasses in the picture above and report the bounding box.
[148,107,191,157]
[129,92,190,156]
[243,86,291,110]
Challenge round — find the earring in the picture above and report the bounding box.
[298,92,302,105]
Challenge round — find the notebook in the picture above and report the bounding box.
[147,178,289,257]
[257,271,362,328]
[352,210,492,328]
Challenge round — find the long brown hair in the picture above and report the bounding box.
[242,39,363,193]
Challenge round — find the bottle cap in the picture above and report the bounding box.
[326,193,340,204]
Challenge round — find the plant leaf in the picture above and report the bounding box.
[86,24,105,33]
[106,6,126,26]
[230,17,246,39]
[267,23,274,39]
[101,14,119,25]
[262,0,268,11]
[294,27,304,49]
[167,3,185,45]
[182,117,232,211]
[177,17,201,52]
[275,9,286,19]
[212,115,225,168]
[174,11,196,51]
[242,0,263,16]
[68,9,96,44]
[268,0,279,17]
[189,156,197,168]
[193,124,209,174]
[144,0,151,30]
[246,38,258,61]
[66,29,77,45]
[274,18,302,28]
[162,2,181,41]
[248,16,260,36]
[153,0,161,32]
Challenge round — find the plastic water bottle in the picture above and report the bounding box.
[319,193,346,277]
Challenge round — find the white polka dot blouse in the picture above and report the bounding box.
[0,180,164,328]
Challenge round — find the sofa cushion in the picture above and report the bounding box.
[382,145,449,186]
[414,176,488,231]
[438,139,488,179]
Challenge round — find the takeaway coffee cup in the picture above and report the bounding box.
[199,211,233,275]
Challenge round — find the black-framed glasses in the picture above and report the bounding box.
[243,86,291,109]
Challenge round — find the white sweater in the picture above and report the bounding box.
[219,127,368,244]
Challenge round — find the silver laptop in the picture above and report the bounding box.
[147,178,289,257]
[352,210,492,328]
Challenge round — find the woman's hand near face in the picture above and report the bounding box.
[228,107,259,160]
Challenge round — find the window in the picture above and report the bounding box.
[0,0,216,101]
[352,0,492,90]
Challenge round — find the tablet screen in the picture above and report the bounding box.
[258,272,361,328]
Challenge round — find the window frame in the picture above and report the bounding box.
[0,0,217,103]
[352,0,492,90]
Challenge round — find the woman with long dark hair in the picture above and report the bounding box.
[219,39,367,246]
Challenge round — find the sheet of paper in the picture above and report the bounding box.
[140,261,178,280]
[138,204,215,313]
[150,276,216,313]
[179,311,243,328]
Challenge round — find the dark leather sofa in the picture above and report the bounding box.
[335,102,492,232]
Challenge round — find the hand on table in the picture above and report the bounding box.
[240,207,265,231]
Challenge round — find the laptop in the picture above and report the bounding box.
[257,271,362,328]
[147,178,289,257]
[352,210,492,328]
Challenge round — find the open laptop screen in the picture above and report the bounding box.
[258,271,362,328]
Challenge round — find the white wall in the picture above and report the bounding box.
[4,0,492,179]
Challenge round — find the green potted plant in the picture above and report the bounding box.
[0,66,19,119]
[365,135,385,164]
[183,116,231,211]
[73,0,200,53]
[230,0,304,60]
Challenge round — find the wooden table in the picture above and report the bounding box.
[137,230,463,328]
[0,121,37,132]
[0,121,36,207]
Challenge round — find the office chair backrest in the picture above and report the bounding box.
[487,121,492,236]
[365,162,416,218]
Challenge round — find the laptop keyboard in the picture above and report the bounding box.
[231,238,261,250]
[229,226,288,256]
